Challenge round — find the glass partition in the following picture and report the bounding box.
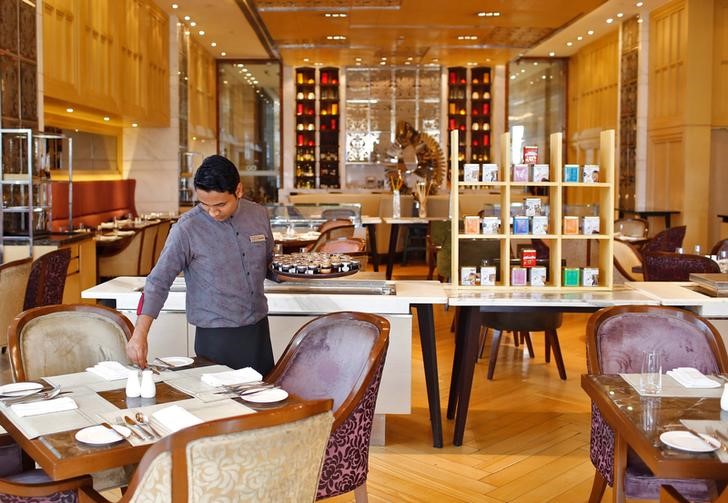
[266,203,361,230]
[218,60,281,203]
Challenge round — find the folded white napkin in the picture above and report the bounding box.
[200,367,262,387]
[151,405,202,434]
[666,367,721,388]
[86,361,131,381]
[11,397,77,417]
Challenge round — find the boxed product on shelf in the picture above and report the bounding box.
[511,267,528,286]
[512,164,529,182]
[532,215,549,235]
[523,145,538,164]
[582,165,600,183]
[513,216,530,234]
[482,164,499,182]
[530,266,547,286]
[464,216,481,234]
[582,216,601,235]
[582,267,599,286]
[531,164,550,182]
[563,216,579,235]
[481,217,500,234]
[563,267,581,286]
[480,265,497,286]
[463,163,480,182]
[520,249,537,268]
[461,267,479,286]
[525,198,543,216]
[564,164,580,182]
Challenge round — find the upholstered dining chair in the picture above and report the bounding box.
[614,217,649,239]
[310,222,357,252]
[641,225,686,254]
[266,312,390,502]
[8,304,132,382]
[317,237,366,254]
[613,239,644,282]
[642,252,720,281]
[585,305,728,502]
[152,219,172,266]
[710,237,728,257]
[138,223,160,276]
[0,257,33,352]
[81,400,334,503]
[98,228,144,280]
[23,248,71,310]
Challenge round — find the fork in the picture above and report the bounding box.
[708,427,728,451]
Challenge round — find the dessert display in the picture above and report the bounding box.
[271,252,361,279]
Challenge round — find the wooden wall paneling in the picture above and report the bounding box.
[187,38,215,140]
[78,0,120,113]
[143,5,169,125]
[713,0,728,126]
[646,129,684,218]
[121,0,144,118]
[43,0,80,101]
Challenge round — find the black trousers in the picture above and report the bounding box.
[195,317,274,375]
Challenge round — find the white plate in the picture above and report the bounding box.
[660,431,719,452]
[158,356,194,368]
[241,388,289,404]
[75,425,124,445]
[0,382,43,397]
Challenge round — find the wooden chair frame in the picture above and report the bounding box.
[7,304,134,382]
[81,399,333,503]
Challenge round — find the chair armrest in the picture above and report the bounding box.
[81,485,112,502]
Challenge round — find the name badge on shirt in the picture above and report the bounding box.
[250,234,267,243]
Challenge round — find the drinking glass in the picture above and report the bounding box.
[674,247,684,254]
[639,350,662,394]
[693,244,702,255]
[640,396,658,432]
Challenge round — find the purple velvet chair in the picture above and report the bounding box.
[641,225,686,254]
[585,305,728,502]
[0,435,91,502]
[710,238,728,257]
[23,249,71,310]
[642,252,720,281]
[266,312,390,502]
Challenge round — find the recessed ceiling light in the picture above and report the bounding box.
[549,51,556,57]
[380,56,387,60]
[355,57,362,62]
[237,63,244,67]
[171,3,178,9]
[314,62,322,66]
[520,69,525,73]
[404,61,411,65]
[303,58,309,62]
[510,75,516,80]
[617,12,624,18]
[637,17,644,23]
[432,58,439,62]
[183,15,190,21]
[190,21,196,27]
[407,56,413,61]
[457,35,478,41]
[485,58,491,62]
[326,35,346,40]
[356,62,361,66]
[132,123,139,128]
[220,51,226,56]
[566,41,573,47]
[198,30,205,36]
[223,80,228,85]
[210,42,216,47]
[542,75,546,79]
[477,11,500,17]
[324,12,347,18]
[636,1,644,6]
[606,18,614,24]
[533,61,538,66]
[577,36,583,41]
[587,30,595,35]
[379,61,386,65]
[66,107,74,113]
[467,62,477,66]
[103,116,110,121]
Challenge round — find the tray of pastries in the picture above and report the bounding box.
[271,252,361,280]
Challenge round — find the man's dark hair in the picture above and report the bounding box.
[193,155,240,194]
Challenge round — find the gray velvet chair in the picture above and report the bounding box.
[0,257,32,352]
[585,305,728,502]
[266,312,390,502]
[8,304,132,382]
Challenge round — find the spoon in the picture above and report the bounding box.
[2,387,63,405]
[135,412,162,438]
[124,415,153,440]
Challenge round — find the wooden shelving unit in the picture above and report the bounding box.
[318,67,340,189]
[294,67,317,189]
[450,129,615,290]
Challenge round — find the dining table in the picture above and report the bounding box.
[582,374,728,502]
[0,359,294,482]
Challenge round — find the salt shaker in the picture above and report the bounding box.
[126,370,141,398]
[140,370,156,399]
[721,383,728,412]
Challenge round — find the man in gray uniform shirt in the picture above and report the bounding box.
[126,155,275,374]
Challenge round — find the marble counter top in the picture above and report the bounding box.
[626,281,728,317]
[445,286,657,308]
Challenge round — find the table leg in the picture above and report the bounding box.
[665,214,671,229]
[386,224,399,280]
[413,304,443,448]
[453,306,481,446]
[366,224,379,272]
[613,433,627,503]
[447,307,467,420]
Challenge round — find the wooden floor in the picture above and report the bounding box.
[0,261,634,502]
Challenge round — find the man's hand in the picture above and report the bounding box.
[128,315,153,367]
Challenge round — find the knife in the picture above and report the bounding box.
[124,415,152,440]
[684,427,721,450]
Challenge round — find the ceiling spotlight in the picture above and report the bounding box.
[356,62,361,66]
[566,41,573,47]
[617,12,624,18]
[171,3,178,9]
[380,56,387,60]
[587,30,595,35]
[577,36,583,41]
[132,123,139,128]
[467,62,477,66]
[198,30,205,35]
[303,58,309,62]
[510,75,516,80]
[637,17,644,23]
[210,42,216,47]
[221,52,226,56]
[223,80,228,85]
[606,18,614,24]
[404,61,411,65]
[103,116,110,121]
[379,61,386,65]
[457,35,478,41]
[324,12,347,17]
[549,51,555,57]
[66,107,74,113]
[520,69,525,73]
[183,15,190,20]
[355,57,362,62]
[636,1,644,6]
[477,11,500,17]
[189,21,196,27]
[533,61,539,66]
[432,58,439,62]
[326,35,346,40]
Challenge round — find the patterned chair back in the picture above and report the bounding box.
[23,248,71,310]
[121,400,333,503]
[641,225,686,254]
[267,312,390,500]
[642,252,719,281]
[8,304,133,381]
